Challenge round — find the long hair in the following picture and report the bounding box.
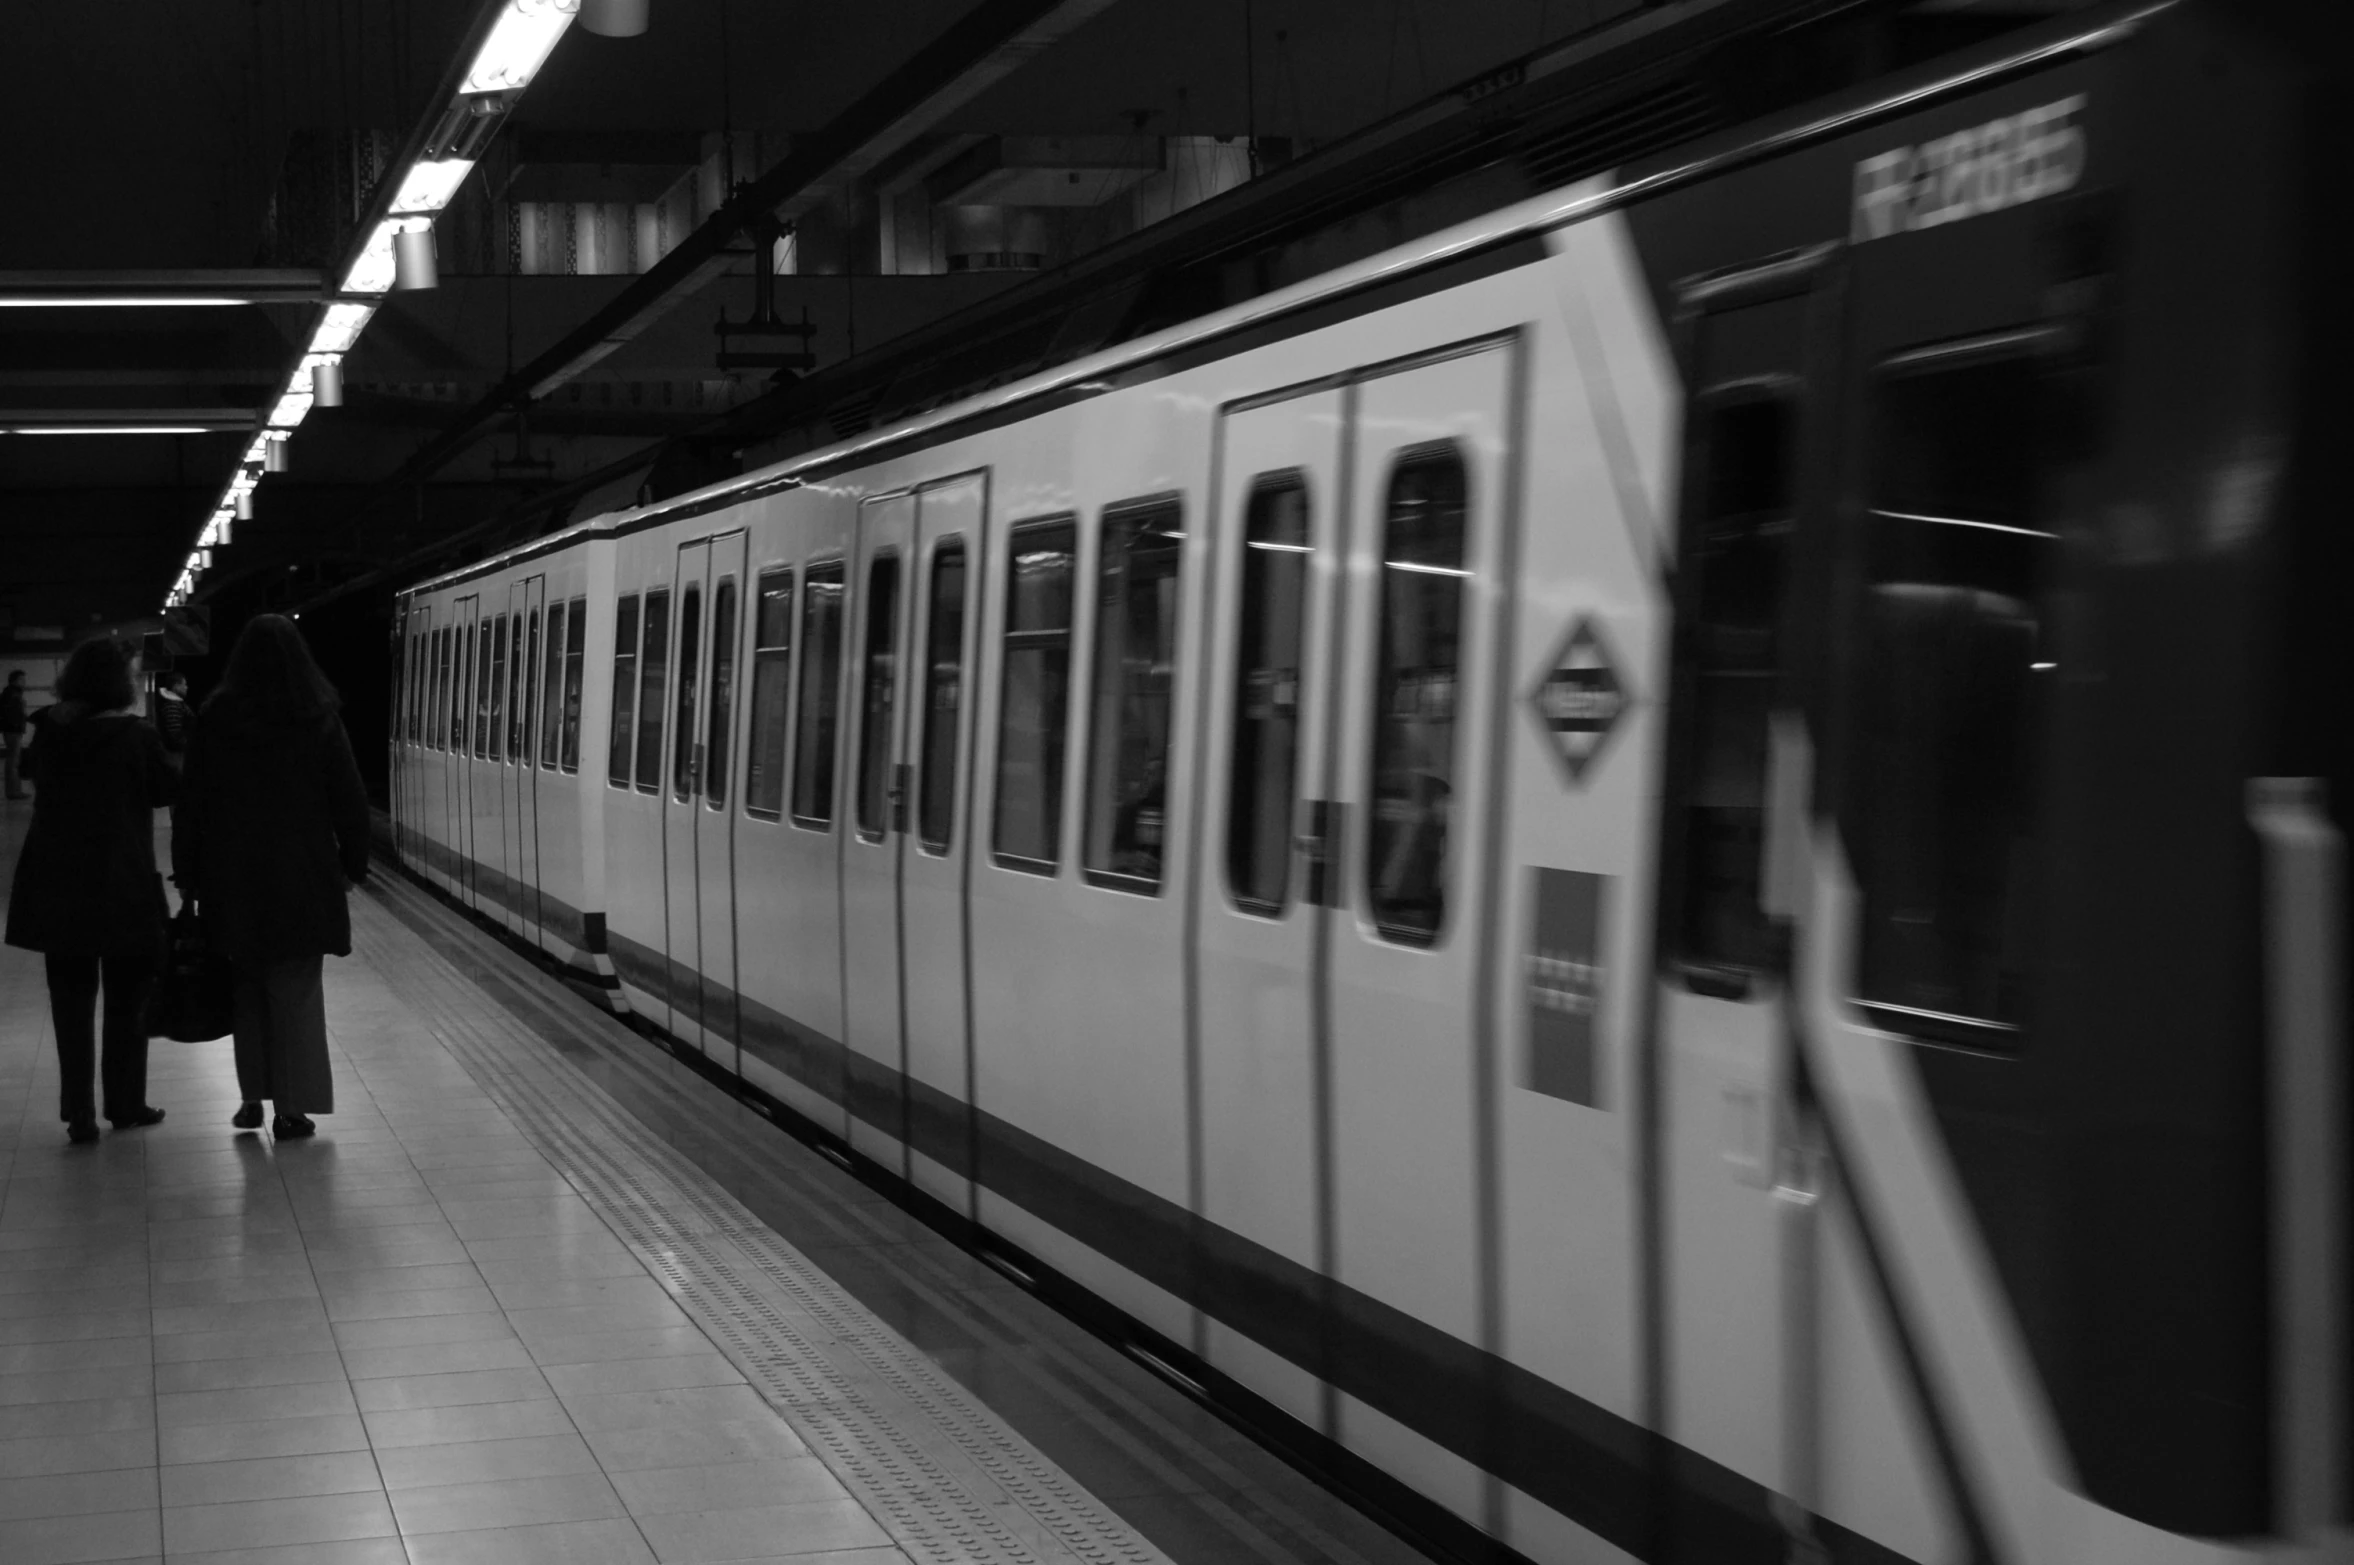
[209,614,340,727]
[54,637,136,711]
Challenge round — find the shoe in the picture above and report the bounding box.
[271,1113,315,1140]
[108,1107,165,1129]
[231,1102,263,1130]
[66,1121,100,1144]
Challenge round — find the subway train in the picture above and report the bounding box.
[388,5,2351,1562]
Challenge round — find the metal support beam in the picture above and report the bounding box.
[0,271,327,307]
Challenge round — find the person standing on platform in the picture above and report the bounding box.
[2,670,30,799]
[4,638,175,1143]
[152,670,191,773]
[173,615,369,1140]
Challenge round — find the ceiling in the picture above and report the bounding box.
[0,0,2072,645]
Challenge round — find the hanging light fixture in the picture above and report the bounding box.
[262,434,289,474]
[234,490,254,521]
[580,0,647,37]
[312,358,344,407]
[393,222,439,291]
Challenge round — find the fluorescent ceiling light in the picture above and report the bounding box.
[267,388,314,428]
[309,303,375,354]
[464,0,578,94]
[342,221,403,295]
[3,424,213,435]
[0,296,248,308]
[391,158,476,215]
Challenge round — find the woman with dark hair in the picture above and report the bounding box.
[173,614,369,1139]
[5,637,175,1142]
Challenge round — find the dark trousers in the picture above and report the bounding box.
[3,731,23,797]
[233,956,334,1115]
[45,951,157,1125]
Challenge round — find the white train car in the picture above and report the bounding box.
[395,535,615,988]
[392,8,2354,1564]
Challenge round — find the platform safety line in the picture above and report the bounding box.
[352,891,1170,1565]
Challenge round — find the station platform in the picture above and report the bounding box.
[1,803,1436,1565]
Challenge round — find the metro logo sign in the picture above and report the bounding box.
[1530,615,1630,785]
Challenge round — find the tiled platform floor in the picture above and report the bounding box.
[1,802,1434,1565]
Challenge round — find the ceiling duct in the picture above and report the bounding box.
[927,135,1163,207]
[944,207,1048,273]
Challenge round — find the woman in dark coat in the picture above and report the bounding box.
[173,615,369,1139]
[4,638,176,1142]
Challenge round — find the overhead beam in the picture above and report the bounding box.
[0,271,327,308]
[369,0,1124,494]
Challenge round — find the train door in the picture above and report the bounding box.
[513,576,546,949]
[1191,386,1347,1425]
[900,476,981,1205]
[838,476,984,1193]
[660,538,715,1051]
[695,533,747,1067]
[1323,341,1515,1496]
[841,493,914,1167]
[1651,251,1835,1531]
[455,594,482,913]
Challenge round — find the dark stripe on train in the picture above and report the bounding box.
[408,832,599,968]
[596,920,1914,1565]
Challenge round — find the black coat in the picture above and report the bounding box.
[4,707,175,955]
[172,698,370,964]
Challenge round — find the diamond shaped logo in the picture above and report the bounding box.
[1530,615,1631,785]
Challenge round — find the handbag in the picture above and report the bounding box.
[146,901,236,1042]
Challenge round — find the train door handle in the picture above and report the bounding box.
[889,762,912,833]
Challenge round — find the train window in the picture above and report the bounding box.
[559,596,586,772]
[635,588,670,794]
[993,518,1076,871]
[435,627,452,749]
[1673,392,1793,984]
[539,601,565,767]
[607,593,639,786]
[401,632,417,744]
[855,553,902,839]
[1848,351,2053,1044]
[473,619,495,759]
[1366,446,1469,947]
[707,578,738,810]
[466,620,481,755]
[514,612,534,765]
[448,624,464,752]
[505,613,522,760]
[1083,499,1183,890]
[672,584,702,802]
[745,569,793,818]
[410,630,426,743]
[916,539,966,853]
[791,563,845,825]
[1227,474,1310,915]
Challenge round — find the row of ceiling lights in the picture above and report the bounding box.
[168,0,648,608]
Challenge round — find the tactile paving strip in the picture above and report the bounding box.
[362,893,1168,1565]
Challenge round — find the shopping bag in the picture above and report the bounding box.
[146,904,236,1042]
